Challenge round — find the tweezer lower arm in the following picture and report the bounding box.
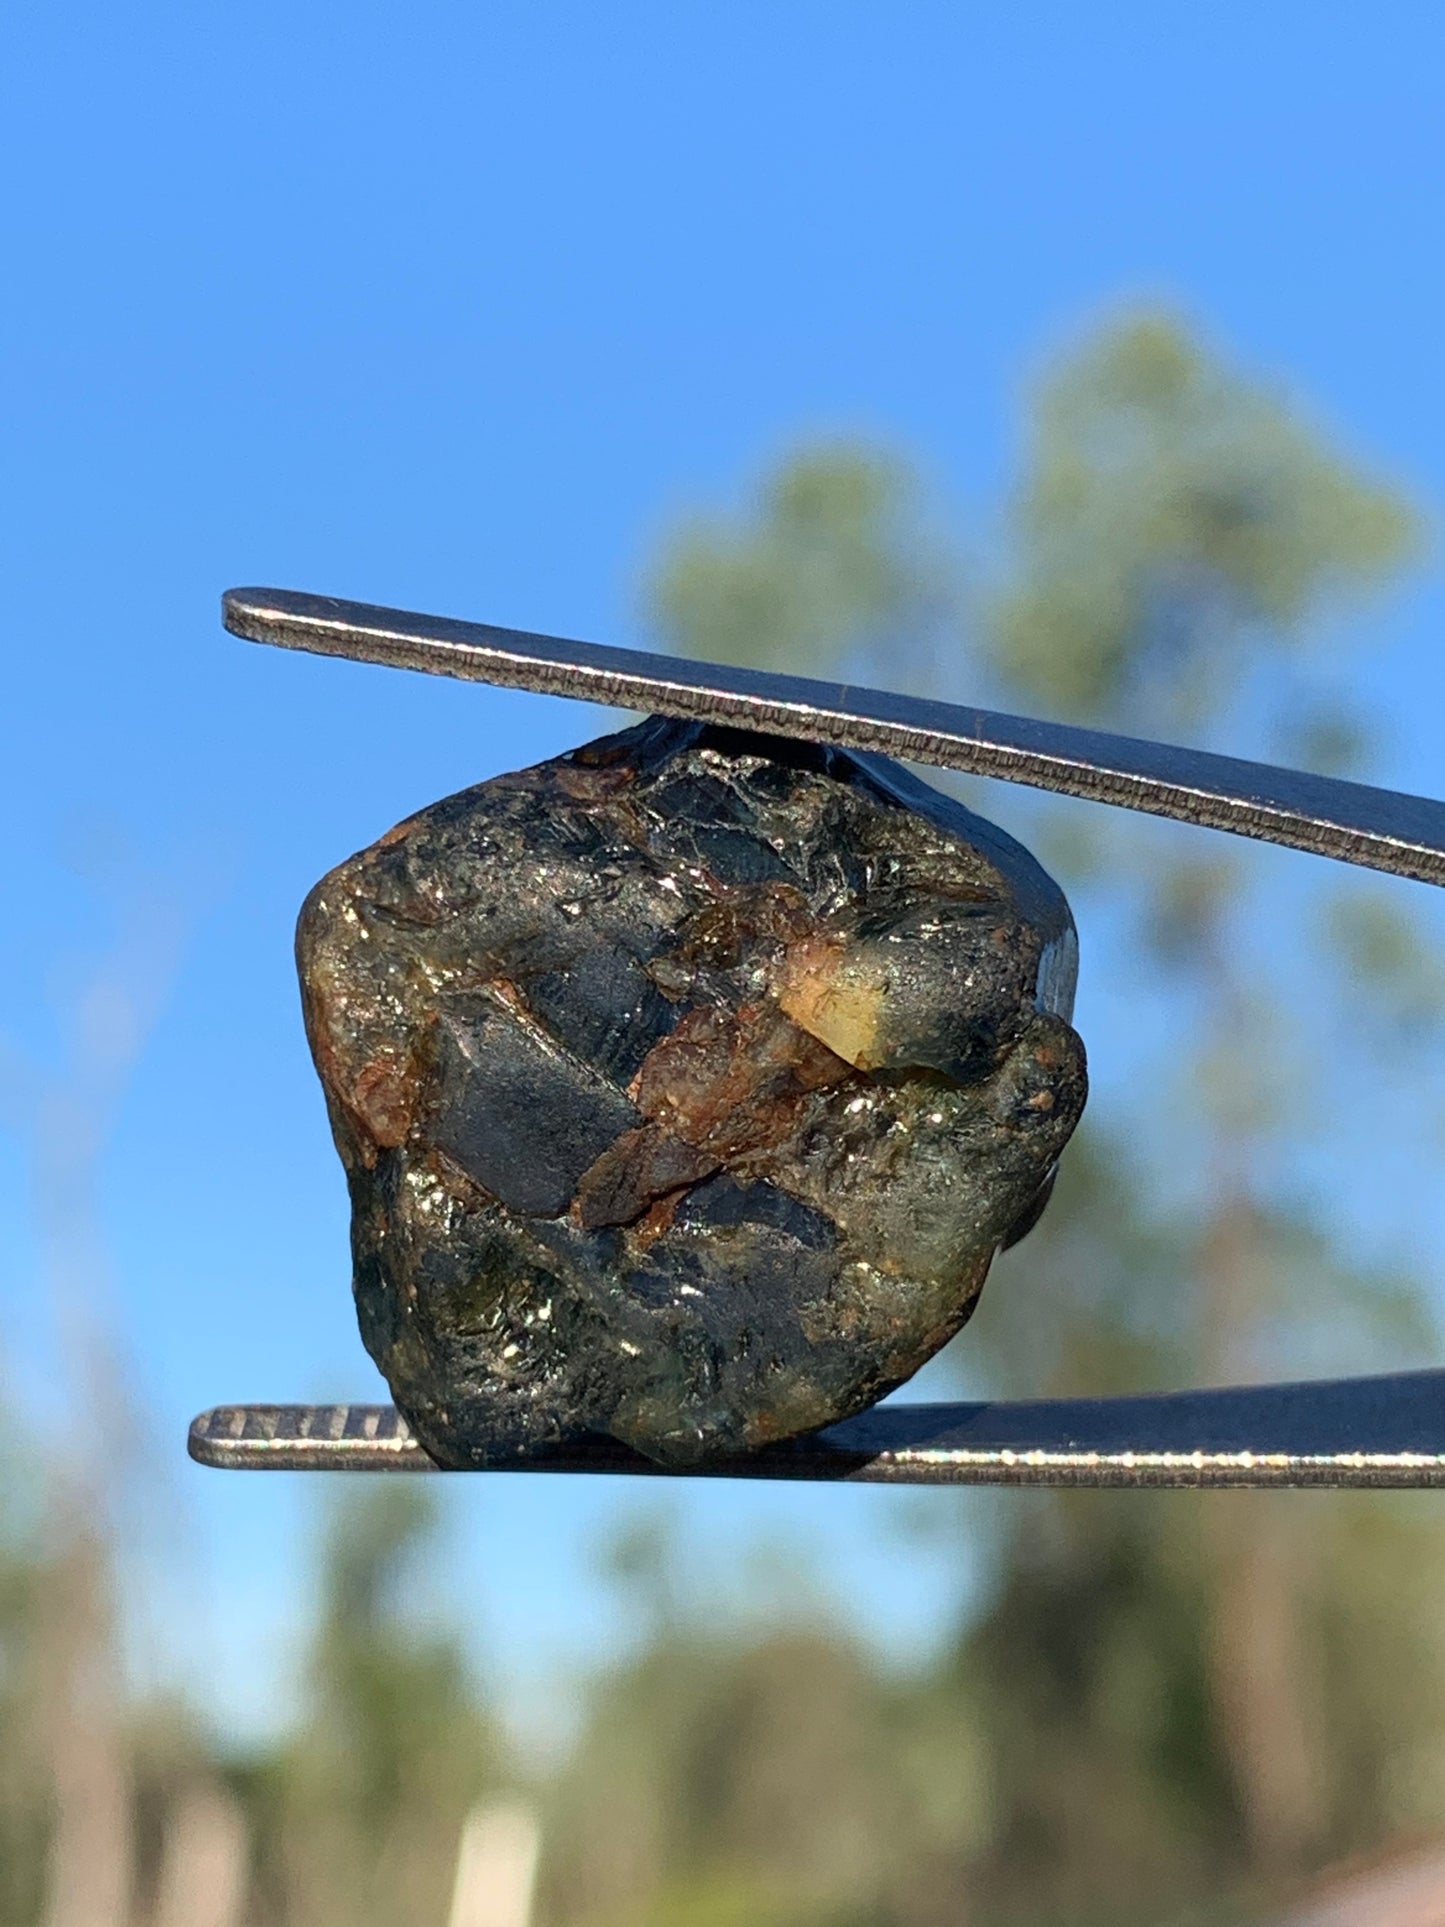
[189,1372,1445,1487]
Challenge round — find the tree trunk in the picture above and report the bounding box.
[447,1801,541,1927]
[38,1517,135,1927]
[1199,1182,1322,1875]
[149,1780,248,1927]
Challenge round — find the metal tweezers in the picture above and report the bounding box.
[190,587,1445,1487]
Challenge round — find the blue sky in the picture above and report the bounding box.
[5,1,1445,1748]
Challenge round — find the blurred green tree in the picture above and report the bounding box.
[245,1483,506,1927]
[649,447,953,685]
[540,1509,990,1927]
[990,313,1413,726]
[970,312,1439,1919]
[629,307,1445,1927]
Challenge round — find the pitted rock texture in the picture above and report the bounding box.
[297,718,1087,1468]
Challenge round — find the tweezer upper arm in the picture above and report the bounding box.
[223,586,1445,889]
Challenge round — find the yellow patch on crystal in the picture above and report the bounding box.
[776,939,888,1069]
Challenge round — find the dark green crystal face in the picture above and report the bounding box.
[297,719,1087,1468]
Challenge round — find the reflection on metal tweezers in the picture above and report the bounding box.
[194,587,1445,1486]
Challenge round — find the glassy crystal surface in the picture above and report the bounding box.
[297,719,1087,1467]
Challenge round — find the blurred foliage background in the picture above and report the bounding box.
[6,307,1445,1927]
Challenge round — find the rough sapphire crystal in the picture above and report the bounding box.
[297,719,1087,1468]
